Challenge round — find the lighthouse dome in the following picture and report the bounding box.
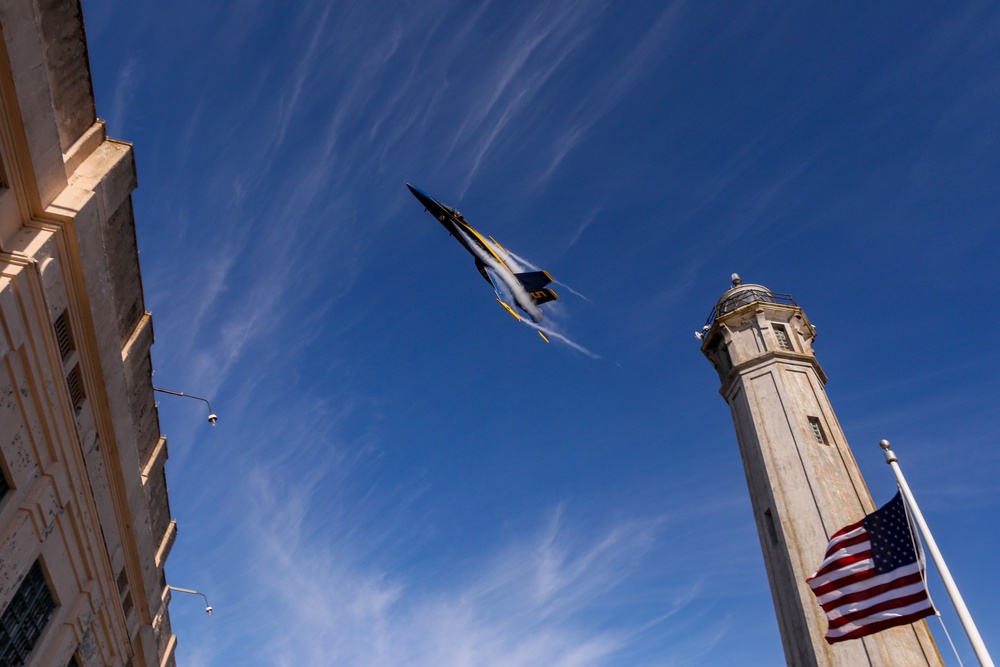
[716,274,776,317]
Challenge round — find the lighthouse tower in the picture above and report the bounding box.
[700,276,942,666]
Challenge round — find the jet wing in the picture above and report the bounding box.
[485,267,551,342]
[483,266,521,321]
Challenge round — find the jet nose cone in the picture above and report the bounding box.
[406,183,436,209]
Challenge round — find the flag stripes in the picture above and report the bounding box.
[806,492,934,644]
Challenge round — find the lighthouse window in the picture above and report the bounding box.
[773,324,793,351]
[808,417,827,445]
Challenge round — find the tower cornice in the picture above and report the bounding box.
[719,349,828,398]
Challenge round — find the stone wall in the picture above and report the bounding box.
[0,0,177,664]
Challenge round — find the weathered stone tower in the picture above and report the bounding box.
[700,276,942,666]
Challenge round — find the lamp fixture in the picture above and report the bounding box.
[153,387,218,426]
[167,585,213,615]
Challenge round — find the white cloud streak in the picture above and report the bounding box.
[108,56,138,134]
[538,2,687,183]
[437,0,604,193]
[219,477,675,667]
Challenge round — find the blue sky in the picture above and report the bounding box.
[80,1,998,664]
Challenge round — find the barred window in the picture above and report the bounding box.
[773,324,793,351]
[53,311,75,361]
[808,416,828,445]
[0,561,56,666]
[66,364,86,414]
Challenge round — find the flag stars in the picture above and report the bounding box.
[864,494,920,574]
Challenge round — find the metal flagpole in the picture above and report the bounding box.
[880,440,995,667]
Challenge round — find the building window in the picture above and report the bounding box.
[121,591,133,618]
[53,311,75,361]
[0,561,56,666]
[65,364,86,414]
[67,655,80,667]
[116,568,129,598]
[116,567,133,617]
[0,467,9,499]
[773,324,793,351]
[808,416,827,445]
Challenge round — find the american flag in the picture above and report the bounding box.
[806,492,934,644]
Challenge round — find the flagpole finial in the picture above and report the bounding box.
[880,439,898,463]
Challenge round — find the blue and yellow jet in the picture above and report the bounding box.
[406,184,558,341]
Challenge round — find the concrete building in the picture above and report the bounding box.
[700,276,942,666]
[0,0,177,665]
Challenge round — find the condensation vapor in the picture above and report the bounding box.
[520,319,601,358]
[454,227,544,322]
[451,228,598,357]
[502,249,591,302]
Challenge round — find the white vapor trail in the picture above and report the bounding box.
[454,227,544,322]
[454,229,598,357]
[520,319,601,358]
[503,249,591,302]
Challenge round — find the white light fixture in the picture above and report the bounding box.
[154,387,218,426]
[167,585,213,615]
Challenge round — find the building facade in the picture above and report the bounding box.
[700,277,942,666]
[0,0,177,665]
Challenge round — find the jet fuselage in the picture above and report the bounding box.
[406,183,509,283]
[405,183,559,328]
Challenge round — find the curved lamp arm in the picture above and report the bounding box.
[167,585,213,615]
[153,387,218,426]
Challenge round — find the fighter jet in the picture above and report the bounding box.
[406,183,558,341]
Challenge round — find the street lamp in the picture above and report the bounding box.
[153,387,218,426]
[166,585,213,615]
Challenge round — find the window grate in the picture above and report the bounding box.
[66,365,86,414]
[773,324,793,351]
[53,311,75,361]
[0,561,56,666]
[808,417,827,445]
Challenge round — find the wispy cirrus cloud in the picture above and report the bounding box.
[196,473,695,667]
[450,0,604,193]
[537,2,687,183]
[107,56,138,134]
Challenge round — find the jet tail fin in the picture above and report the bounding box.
[527,287,558,306]
[514,271,558,306]
[514,270,554,292]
